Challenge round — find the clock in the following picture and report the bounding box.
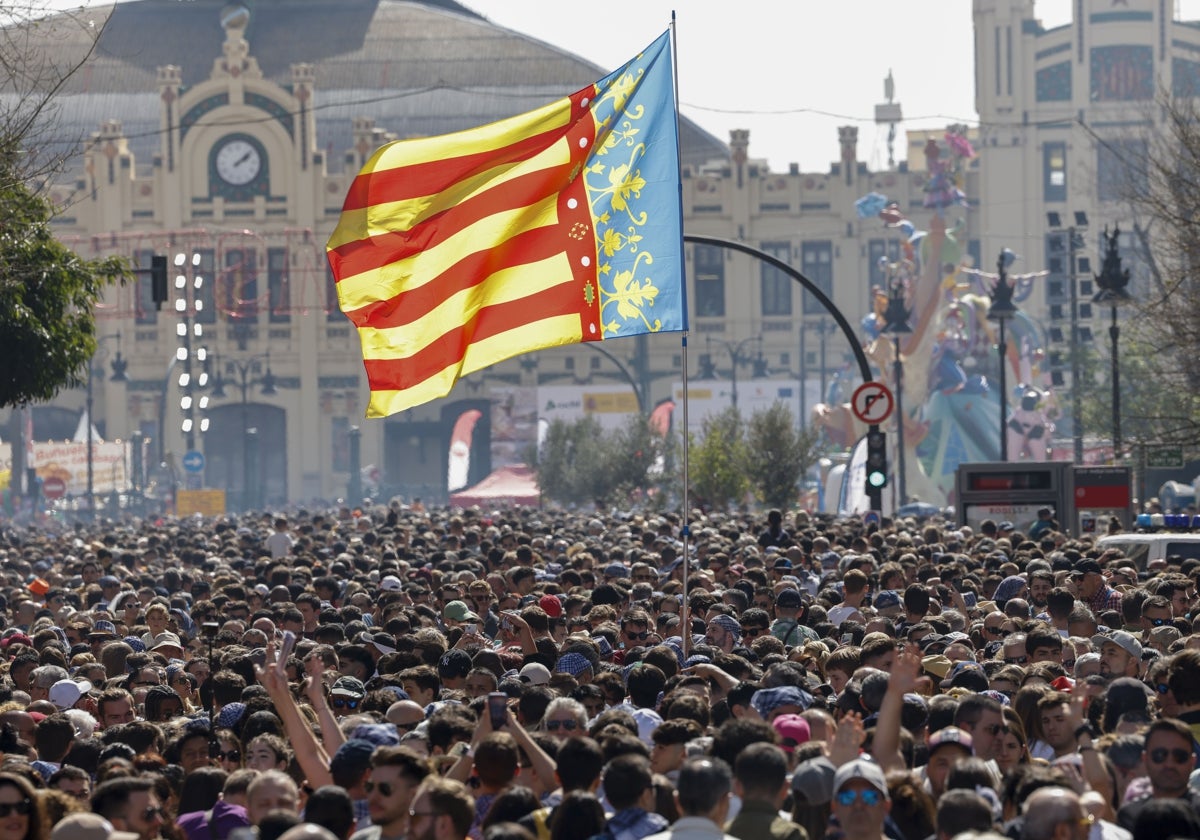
[215,138,262,186]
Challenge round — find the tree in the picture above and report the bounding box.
[0,176,127,408]
[1099,91,1200,447]
[689,407,748,511]
[744,403,819,509]
[0,2,127,409]
[532,413,666,507]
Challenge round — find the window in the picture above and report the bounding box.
[801,241,833,314]
[325,264,344,323]
[1044,142,1066,202]
[133,249,157,325]
[693,244,725,318]
[331,417,349,472]
[1097,140,1146,202]
[194,249,217,325]
[224,248,258,321]
[267,248,290,323]
[760,241,792,316]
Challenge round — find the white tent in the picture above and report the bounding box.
[72,409,103,444]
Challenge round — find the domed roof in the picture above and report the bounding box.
[20,0,726,172]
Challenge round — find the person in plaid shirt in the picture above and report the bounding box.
[1071,559,1123,616]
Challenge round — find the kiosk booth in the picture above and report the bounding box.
[955,462,1132,536]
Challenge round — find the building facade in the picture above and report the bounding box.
[973,0,1196,392]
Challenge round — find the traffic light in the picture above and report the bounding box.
[866,429,887,489]
[151,255,168,310]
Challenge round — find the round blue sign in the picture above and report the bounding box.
[182,450,206,473]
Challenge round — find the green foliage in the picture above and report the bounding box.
[534,403,816,512]
[533,413,666,507]
[744,402,820,509]
[1078,330,1200,450]
[0,175,128,408]
[689,407,749,510]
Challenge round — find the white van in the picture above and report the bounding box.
[1096,533,1200,570]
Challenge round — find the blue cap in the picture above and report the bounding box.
[751,686,813,716]
[555,653,592,676]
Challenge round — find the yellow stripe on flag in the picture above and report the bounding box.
[365,313,584,418]
[327,136,572,252]
[357,252,575,361]
[364,96,571,174]
[337,194,561,313]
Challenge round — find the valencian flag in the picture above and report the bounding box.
[328,31,686,418]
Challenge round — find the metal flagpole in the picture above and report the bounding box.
[669,11,691,659]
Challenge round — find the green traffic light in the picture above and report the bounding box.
[867,471,887,488]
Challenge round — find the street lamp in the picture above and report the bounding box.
[209,352,276,511]
[881,270,912,503]
[1093,225,1132,461]
[1048,211,1089,462]
[705,335,765,408]
[987,249,1020,462]
[86,333,128,518]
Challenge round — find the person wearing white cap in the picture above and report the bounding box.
[48,678,93,712]
[830,758,891,840]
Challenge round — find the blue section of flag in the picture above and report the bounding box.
[585,30,687,338]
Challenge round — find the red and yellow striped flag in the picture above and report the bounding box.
[327,31,685,418]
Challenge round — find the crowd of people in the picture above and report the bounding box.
[0,502,1196,840]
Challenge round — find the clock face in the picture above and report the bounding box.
[215,139,262,186]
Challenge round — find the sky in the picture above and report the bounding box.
[41,0,1200,173]
[456,0,1200,173]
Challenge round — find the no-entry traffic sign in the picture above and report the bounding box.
[42,476,66,500]
[851,382,895,425]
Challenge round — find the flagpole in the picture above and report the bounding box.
[669,10,691,659]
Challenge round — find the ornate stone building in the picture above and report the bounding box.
[8,0,984,507]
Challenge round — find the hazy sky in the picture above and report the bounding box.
[458,0,1200,173]
[44,0,1200,172]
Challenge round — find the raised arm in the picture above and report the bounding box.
[255,646,333,788]
[871,644,920,771]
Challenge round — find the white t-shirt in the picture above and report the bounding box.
[827,604,861,627]
[266,531,293,559]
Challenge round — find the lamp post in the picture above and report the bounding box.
[209,352,277,511]
[881,270,912,503]
[706,335,765,408]
[583,343,645,413]
[987,249,1020,462]
[1093,225,1132,462]
[86,334,128,518]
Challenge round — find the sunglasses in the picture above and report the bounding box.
[979,723,1006,736]
[0,801,30,818]
[143,807,165,821]
[1004,656,1029,665]
[332,697,361,710]
[217,750,241,762]
[545,719,578,732]
[984,625,1003,633]
[741,627,766,637]
[365,781,397,797]
[1149,748,1192,765]
[1155,683,1171,695]
[836,789,882,807]
[624,629,650,641]
[1149,617,1170,627]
